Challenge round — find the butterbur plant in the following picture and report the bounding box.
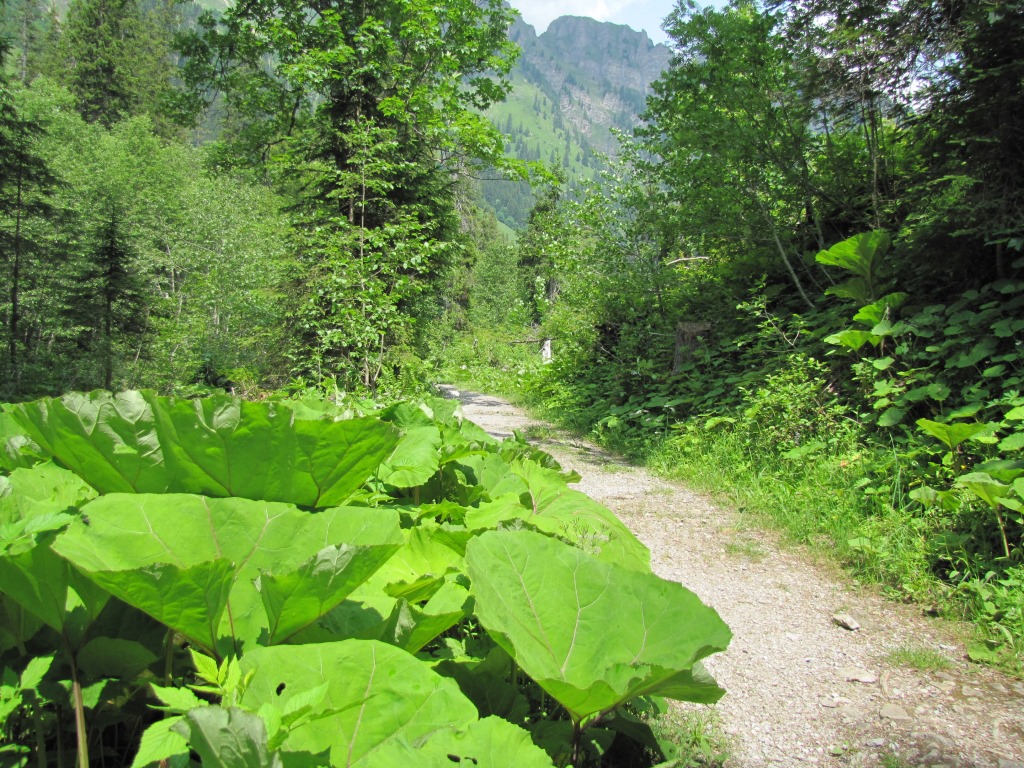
[0,390,730,767]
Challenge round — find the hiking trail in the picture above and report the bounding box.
[441,386,1024,768]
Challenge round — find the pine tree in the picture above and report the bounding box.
[55,0,177,128]
[67,206,147,390]
[0,47,57,395]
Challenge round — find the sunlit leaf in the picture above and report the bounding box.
[53,494,401,651]
[239,640,478,765]
[465,530,729,724]
[14,391,399,507]
[915,419,990,451]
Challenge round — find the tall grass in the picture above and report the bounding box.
[649,426,940,602]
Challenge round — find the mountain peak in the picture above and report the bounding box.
[542,15,661,51]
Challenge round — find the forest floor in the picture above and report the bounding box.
[439,386,1024,768]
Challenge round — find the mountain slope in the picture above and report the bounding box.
[483,14,671,229]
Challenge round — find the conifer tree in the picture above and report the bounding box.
[55,0,177,128]
[0,44,57,395]
[67,205,147,389]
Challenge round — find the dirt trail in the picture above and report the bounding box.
[441,387,1024,768]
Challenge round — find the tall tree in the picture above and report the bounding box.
[55,0,179,128]
[58,0,142,125]
[639,0,825,307]
[915,0,1024,281]
[0,48,57,396]
[67,205,147,390]
[182,0,518,388]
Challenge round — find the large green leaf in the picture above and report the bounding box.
[53,494,402,651]
[0,412,43,472]
[915,419,991,451]
[376,402,442,489]
[0,462,97,527]
[957,472,1017,508]
[374,525,465,595]
[815,231,890,278]
[823,329,879,352]
[294,526,470,651]
[466,461,650,572]
[817,232,892,304]
[852,293,908,327]
[257,542,400,645]
[172,707,284,768]
[433,648,530,722]
[238,640,478,766]
[0,464,107,644]
[0,534,107,641]
[377,581,470,652]
[465,530,730,724]
[14,391,400,507]
[418,717,555,767]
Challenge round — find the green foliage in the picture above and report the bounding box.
[466,530,730,723]
[54,0,183,131]
[14,390,399,504]
[521,221,1024,669]
[494,0,1024,675]
[0,391,729,767]
[177,0,520,391]
[0,78,291,398]
[883,645,953,671]
[815,231,893,304]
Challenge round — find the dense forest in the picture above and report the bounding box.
[0,0,521,400]
[1,0,1023,764]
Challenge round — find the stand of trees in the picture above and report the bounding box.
[0,0,521,399]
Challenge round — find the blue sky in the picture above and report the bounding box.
[512,0,681,45]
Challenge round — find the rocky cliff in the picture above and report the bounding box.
[482,13,671,227]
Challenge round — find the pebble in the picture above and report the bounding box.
[865,738,886,747]
[837,705,865,720]
[880,703,913,721]
[914,733,953,749]
[832,612,861,631]
[819,696,851,708]
[841,667,878,683]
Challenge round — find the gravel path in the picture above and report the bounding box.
[441,387,1024,768]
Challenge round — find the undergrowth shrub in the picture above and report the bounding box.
[431,328,542,397]
[736,353,852,454]
[522,239,1024,672]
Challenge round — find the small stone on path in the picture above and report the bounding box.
[879,703,913,722]
[832,612,861,631]
[841,667,878,683]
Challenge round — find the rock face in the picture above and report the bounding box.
[509,14,671,154]
[482,13,672,228]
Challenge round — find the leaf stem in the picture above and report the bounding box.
[164,629,175,686]
[70,666,89,768]
[570,719,582,768]
[993,506,1011,560]
[17,638,48,768]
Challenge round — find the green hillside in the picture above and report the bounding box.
[479,15,670,229]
